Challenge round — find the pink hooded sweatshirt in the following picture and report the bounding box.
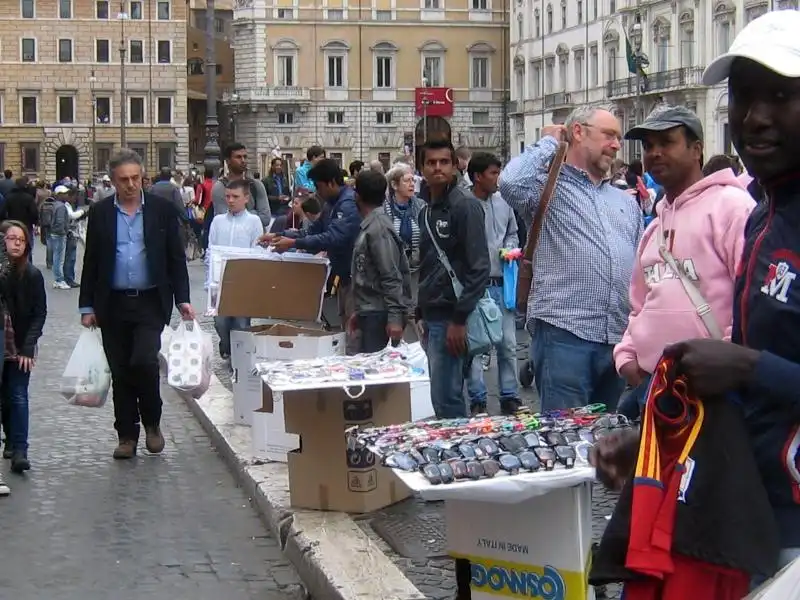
[614,169,756,375]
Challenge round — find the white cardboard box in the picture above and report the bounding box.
[446,483,595,600]
[410,381,435,421]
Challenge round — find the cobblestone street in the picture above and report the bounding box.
[0,247,305,600]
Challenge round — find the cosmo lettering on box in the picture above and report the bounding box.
[466,556,584,600]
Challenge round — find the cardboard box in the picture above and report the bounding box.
[265,381,413,513]
[446,483,594,600]
[410,381,435,422]
[252,407,301,462]
[218,257,342,445]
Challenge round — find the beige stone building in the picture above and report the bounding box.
[0,0,189,182]
[229,0,510,174]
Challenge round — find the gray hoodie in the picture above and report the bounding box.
[477,191,518,278]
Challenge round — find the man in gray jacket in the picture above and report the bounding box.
[211,143,270,229]
[150,167,189,248]
[466,152,522,415]
[349,170,411,353]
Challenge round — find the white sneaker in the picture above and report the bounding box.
[0,474,10,496]
[53,281,70,290]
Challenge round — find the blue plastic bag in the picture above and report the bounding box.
[503,260,518,310]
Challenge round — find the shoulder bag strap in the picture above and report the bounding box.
[522,141,568,266]
[658,245,724,340]
[422,207,464,299]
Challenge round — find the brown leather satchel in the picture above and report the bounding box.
[516,141,568,313]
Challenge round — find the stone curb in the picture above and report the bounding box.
[181,373,426,600]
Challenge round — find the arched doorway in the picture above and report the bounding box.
[55,145,79,181]
[415,116,452,167]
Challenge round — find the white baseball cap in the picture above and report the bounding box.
[53,185,70,194]
[703,10,800,85]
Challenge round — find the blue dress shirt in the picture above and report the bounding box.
[112,195,153,291]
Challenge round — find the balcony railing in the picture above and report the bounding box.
[606,67,705,99]
[543,92,574,109]
[223,86,311,103]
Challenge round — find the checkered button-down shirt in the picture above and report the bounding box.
[500,136,643,345]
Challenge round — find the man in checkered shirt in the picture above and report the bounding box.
[500,106,643,411]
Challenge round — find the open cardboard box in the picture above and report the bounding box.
[262,378,416,513]
[218,257,343,455]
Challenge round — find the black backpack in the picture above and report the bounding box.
[39,198,56,228]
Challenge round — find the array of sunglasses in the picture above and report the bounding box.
[348,411,631,485]
[252,347,425,386]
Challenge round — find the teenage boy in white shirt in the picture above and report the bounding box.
[207,179,264,359]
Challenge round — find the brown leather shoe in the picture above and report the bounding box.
[145,426,165,454]
[113,440,137,460]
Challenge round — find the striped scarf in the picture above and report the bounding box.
[382,193,420,270]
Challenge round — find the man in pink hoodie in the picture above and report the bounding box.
[614,106,755,416]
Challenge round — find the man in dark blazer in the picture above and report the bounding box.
[79,148,195,460]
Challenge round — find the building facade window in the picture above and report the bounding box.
[376,111,392,124]
[95,144,113,172]
[375,56,392,88]
[327,111,344,124]
[745,2,768,22]
[130,0,143,18]
[653,19,670,72]
[157,97,172,124]
[278,111,294,124]
[157,0,170,19]
[590,44,598,86]
[558,53,568,91]
[60,0,72,18]
[534,9,540,37]
[574,50,584,90]
[20,143,39,173]
[157,40,171,63]
[21,96,38,124]
[327,8,344,19]
[157,143,176,169]
[130,40,144,63]
[21,38,36,62]
[472,111,490,126]
[58,96,74,124]
[129,96,145,124]
[679,11,694,67]
[96,0,109,18]
[471,56,489,89]
[544,57,554,94]
[22,0,35,18]
[95,96,111,123]
[546,4,553,33]
[96,39,110,62]
[323,41,349,96]
[420,41,446,87]
[577,0,582,23]
[273,39,299,87]
[560,0,566,28]
[714,3,734,55]
[58,39,73,63]
[472,0,488,8]
[129,144,147,169]
[375,9,392,20]
[530,60,541,97]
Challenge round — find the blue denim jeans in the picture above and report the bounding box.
[64,234,78,283]
[49,233,67,283]
[617,375,652,420]
[1,360,31,454]
[530,319,625,412]
[214,316,251,356]
[467,286,519,405]
[423,319,468,418]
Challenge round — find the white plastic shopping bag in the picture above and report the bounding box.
[60,329,112,408]
[158,326,172,372]
[166,320,212,398]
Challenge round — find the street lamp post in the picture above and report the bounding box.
[203,0,221,176]
[230,93,239,146]
[118,2,128,148]
[90,71,97,177]
[421,76,431,143]
[631,18,643,126]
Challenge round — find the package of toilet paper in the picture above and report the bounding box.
[166,320,212,398]
[60,329,112,408]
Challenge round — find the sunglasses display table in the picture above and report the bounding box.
[395,468,596,600]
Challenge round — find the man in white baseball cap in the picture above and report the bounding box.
[592,10,800,588]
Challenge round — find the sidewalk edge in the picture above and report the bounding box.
[182,374,426,600]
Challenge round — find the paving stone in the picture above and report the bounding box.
[0,250,304,600]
